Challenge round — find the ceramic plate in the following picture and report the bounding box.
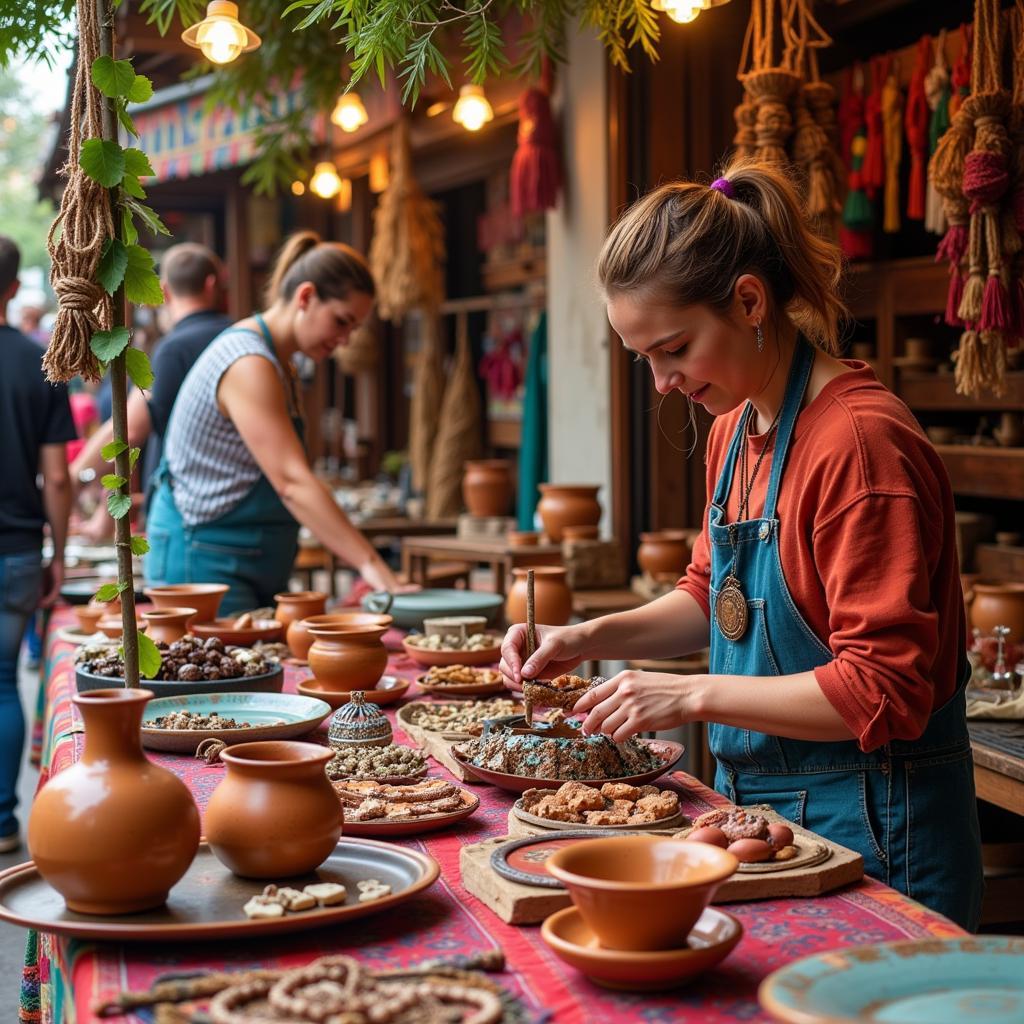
[452,739,685,794]
[491,831,629,888]
[759,936,1024,1024]
[0,838,439,942]
[140,693,332,753]
[513,799,685,833]
[339,789,481,837]
[75,664,285,699]
[189,618,285,646]
[363,590,505,630]
[297,676,411,708]
[57,626,109,646]
[400,637,503,668]
[542,905,742,992]
[397,700,526,740]
[414,673,508,698]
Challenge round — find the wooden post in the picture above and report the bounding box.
[96,0,139,686]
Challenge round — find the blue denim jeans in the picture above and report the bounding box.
[0,549,43,838]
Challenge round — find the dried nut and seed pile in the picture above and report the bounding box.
[78,636,275,682]
[405,632,500,651]
[325,743,426,780]
[405,698,522,736]
[421,665,502,687]
[148,710,273,731]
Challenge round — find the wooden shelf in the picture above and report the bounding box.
[488,417,521,449]
[898,372,1024,412]
[976,543,1024,581]
[846,256,948,320]
[935,445,1024,501]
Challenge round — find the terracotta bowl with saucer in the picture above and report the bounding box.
[541,904,742,991]
[144,584,229,623]
[544,835,738,952]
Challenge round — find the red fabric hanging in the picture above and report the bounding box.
[905,36,932,220]
[510,58,562,218]
[950,23,972,118]
[863,56,889,198]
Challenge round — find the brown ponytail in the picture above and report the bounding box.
[265,230,376,307]
[597,158,847,354]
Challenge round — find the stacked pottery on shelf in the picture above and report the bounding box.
[28,688,201,913]
[536,484,601,542]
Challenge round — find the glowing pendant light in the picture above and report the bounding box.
[336,178,353,213]
[331,93,369,133]
[291,180,306,196]
[452,84,494,132]
[653,0,702,23]
[182,1,260,65]
[310,161,343,200]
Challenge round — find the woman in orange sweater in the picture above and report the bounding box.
[500,160,983,930]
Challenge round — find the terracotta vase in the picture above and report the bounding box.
[144,584,228,622]
[308,624,389,692]
[463,459,515,517]
[141,607,198,645]
[287,612,393,661]
[537,484,601,542]
[638,530,694,581]
[967,582,1024,641]
[506,567,573,626]
[204,741,343,878]
[27,688,200,914]
[274,590,328,629]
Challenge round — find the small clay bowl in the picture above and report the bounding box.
[97,614,147,640]
[144,584,229,623]
[74,604,105,634]
[287,612,393,661]
[190,617,285,647]
[544,836,738,952]
[926,426,956,446]
[141,607,199,646]
[508,531,541,548]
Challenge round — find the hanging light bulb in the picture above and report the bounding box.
[291,180,306,196]
[336,178,353,213]
[331,93,368,133]
[452,84,493,132]
[182,1,260,65]
[652,0,705,24]
[368,151,389,194]
[310,161,343,199]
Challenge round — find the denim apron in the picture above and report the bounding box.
[707,337,983,930]
[144,315,302,616]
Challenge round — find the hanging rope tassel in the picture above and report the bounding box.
[510,58,563,218]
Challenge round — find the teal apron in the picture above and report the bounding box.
[144,314,302,616]
[707,337,983,930]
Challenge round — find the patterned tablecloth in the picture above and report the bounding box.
[19,609,965,1024]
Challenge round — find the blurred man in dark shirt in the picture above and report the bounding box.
[0,236,75,852]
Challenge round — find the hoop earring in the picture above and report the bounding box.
[755,320,765,352]
[656,391,699,457]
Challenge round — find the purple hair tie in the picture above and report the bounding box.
[710,177,735,198]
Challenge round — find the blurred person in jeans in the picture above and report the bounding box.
[0,236,75,853]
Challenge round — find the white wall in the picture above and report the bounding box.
[546,28,612,533]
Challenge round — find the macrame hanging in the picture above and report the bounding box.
[425,317,482,520]
[368,118,445,323]
[44,0,114,383]
[924,32,951,234]
[882,59,903,233]
[905,36,932,222]
[408,314,446,497]
[510,58,563,218]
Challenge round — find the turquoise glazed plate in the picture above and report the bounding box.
[759,936,1024,1024]
[141,692,332,753]
[363,590,504,630]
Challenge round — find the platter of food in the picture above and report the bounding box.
[332,778,480,836]
[400,632,503,668]
[296,675,410,708]
[414,665,507,698]
[397,698,524,739]
[513,782,685,831]
[140,692,332,753]
[324,742,429,785]
[0,838,439,941]
[75,637,283,697]
[453,722,685,794]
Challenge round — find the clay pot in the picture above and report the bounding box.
[273,590,328,629]
[144,584,228,623]
[994,413,1024,448]
[287,612,393,662]
[638,530,694,581]
[562,525,599,541]
[544,835,737,952]
[141,607,198,645]
[537,484,601,542]
[97,613,146,640]
[74,603,105,634]
[967,582,1024,641]
[507,531,540,548]
[506,567,573,626]
[27,688,200,913]
[308,624,389,692]
[463,460,514,517]
[204,741,343,878]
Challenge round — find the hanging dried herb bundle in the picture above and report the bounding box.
[368,118,445,323]
[408,314,446,495]
[426,318,481,520]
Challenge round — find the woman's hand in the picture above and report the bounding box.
[499,622,590,691]
[573,670,703,742]
[359,559,418,595]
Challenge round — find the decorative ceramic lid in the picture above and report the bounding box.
[327,691,393,749]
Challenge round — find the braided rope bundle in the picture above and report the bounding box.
[44,0,113,384]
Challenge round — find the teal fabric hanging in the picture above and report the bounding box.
[517,311,548,529]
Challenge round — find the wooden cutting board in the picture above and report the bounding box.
[462,809,864,925]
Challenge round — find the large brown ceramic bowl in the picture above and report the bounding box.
[287,612,393,662]
[144,584,229,623]
[544,836,738,952]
